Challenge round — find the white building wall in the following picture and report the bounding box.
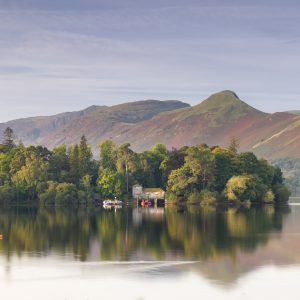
[132,185,143,197]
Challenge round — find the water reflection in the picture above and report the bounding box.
[0,205,290,265]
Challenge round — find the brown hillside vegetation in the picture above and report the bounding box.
[114,91,300,159]
[0,91,299,159]
[0,100,189,152]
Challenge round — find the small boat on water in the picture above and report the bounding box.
[103,198,123,207]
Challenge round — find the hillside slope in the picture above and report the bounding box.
[114,90,265,150]
[113,91,300,159]
[0,100,190,151]
[0,91,299,159]
[287,111,300,115]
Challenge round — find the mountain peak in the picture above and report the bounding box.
[196,90,255,112]
[219,90,240,99]
[200,90,242,106]
[187,90,261,123]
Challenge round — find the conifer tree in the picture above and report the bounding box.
[69,144,80,184]
[228,135,239,154]
[2,127,15,151]
[79,135,93,177]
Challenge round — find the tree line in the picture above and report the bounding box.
[0,127,290,205]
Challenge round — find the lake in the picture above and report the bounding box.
[1,199,300,300]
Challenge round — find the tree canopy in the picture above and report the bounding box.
[0,128,290,205]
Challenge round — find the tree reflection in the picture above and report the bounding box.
[0,205,290,262]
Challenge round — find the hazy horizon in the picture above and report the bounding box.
[1,0,300,121]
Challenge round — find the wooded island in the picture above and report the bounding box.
[0,127,290,205]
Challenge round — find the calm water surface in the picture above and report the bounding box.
[1,199,300,299]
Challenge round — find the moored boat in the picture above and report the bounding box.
[103,199,123,207]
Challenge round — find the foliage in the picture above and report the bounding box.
[199,190,217,206]
[2,127,16,152]
[0,184,16,204]
[68,144,80,184]
[49,144,69,182]
[99,140,118,172]
[263,190,275,204]
[211,147,234,192]
[168,166,193,196]
[225,175,267,203]
[272,184,290,203]
[79,135,93,177]
[228,135,239,154]
[0,128,290,205]
[160,147,185,186]
[55,182,78,205]
[39,181,58,205]
[187,190,217,205]
[98,169,126,198]
[12,152,49,200]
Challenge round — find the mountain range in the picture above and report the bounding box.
[1,90,299,159]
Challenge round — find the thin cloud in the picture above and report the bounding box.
[0,1,299,121]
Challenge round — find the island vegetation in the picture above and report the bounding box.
[0,127,290,206]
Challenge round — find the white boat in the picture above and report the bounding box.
[103,199,123,206]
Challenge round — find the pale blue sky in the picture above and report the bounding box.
[0,0,300,121]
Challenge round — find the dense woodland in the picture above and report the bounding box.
[0,127,290,205]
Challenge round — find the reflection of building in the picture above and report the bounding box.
[132,208,165,226]
[132,184,165,199]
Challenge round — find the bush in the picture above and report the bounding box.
[199,190,217,206]
[0,184,16,204]
[187,190,201,204]
[225,175,267,203]
[263,190,275,204]
[55,183,78,205]
[187,190,217,205]
[38,181,58,205]
[273,184,291,203]
[39,181,78,205]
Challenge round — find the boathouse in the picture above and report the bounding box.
[132,184,165,200]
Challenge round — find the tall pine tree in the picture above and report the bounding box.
[2,127,16,151]
[68,144,80,184]
[79,135,93,177]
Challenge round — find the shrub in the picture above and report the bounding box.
[55,183,78,205]
[187,190,217,205]
[273,184,291,203]
[225,175,267,203]
[40,181,78,206]
[263,190,275,204]
[199,190,217,206]
[187,190,201,204]
[38,181,58,205]
[0,184,16,204]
